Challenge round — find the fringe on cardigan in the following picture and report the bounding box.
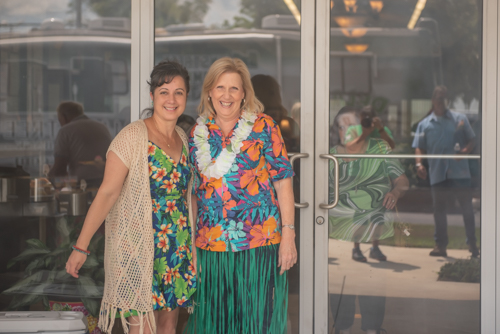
[98,301,156,334]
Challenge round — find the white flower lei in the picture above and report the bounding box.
[193,110,257,179]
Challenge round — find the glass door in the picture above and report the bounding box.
[315,0,485,333]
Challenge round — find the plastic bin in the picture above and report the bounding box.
[0,311,88,334]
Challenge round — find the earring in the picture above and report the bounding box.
[151,100,153,106]
[208,96,211,101]
[242,98,246,104]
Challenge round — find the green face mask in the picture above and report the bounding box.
[344,124,362,144]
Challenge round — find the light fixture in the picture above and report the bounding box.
[343,0,357,13]
[408,0,427,29]
[284,0,301,25]
[369,0,384,13]
[341,28,367,38]
[344,43,369,53]
[334,15,367,28]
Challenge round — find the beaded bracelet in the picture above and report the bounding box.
[72,245,90,255]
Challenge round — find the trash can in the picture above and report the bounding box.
[0,311,88,334]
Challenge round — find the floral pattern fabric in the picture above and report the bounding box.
[189,113,295,252]
[148,141,196,310]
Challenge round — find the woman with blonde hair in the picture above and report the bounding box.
[186,57,297,334]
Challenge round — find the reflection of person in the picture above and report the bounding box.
[412,86,479,258]
[187,57,297,334]
[329,106,409,262]
[48,101,112,187]
[360,105,395,149]
[251,74,299,152]
[66,60,196,334]
[331,294,386,334]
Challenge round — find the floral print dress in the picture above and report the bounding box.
[148,141,196,311]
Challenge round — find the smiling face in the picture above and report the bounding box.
[209,72,245,121]
[150,75,187,121]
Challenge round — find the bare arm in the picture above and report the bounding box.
[66,151,129,278]
[373,117,395,149]
[273,177,297,275]
[383,174,409,210]
[415,147,427,180]
[460,137,476,154]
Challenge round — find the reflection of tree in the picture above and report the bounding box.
[422,0,481,105]
[70,0,211,27]
[228,0,299,29]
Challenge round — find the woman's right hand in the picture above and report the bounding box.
[66,250,88,278]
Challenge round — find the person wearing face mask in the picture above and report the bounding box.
[65,60,196,334]
[186,57,297,334]
[328,106,409,262]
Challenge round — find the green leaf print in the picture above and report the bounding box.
[176,229,189,246]
[154,150,174,173]
[170,211,181,223]
[186,287,196,299]
[154,258,168,274]
[174,277,188,299]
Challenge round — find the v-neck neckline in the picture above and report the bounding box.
[149,140,185,166]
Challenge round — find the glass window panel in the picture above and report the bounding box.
[154,0,302,331]
[0,1,131,331]
[328,1,481,333]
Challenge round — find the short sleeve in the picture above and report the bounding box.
[106,122,140,169]
[412,121,426,150]
[380,140,405,180]
[261,116,295,182]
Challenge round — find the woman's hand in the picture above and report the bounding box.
[383,190,399,210]
[278,231,297,275]
[66,251,88,278]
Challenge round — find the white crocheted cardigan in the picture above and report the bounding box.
[98,120,194,334]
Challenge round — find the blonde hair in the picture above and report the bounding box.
[198,57,264,118]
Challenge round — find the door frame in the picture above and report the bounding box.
[312,0,499,333]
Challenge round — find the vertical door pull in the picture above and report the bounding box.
[318,154,339,209]
[289,153,310,208]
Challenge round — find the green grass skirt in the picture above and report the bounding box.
[185,244,288,334]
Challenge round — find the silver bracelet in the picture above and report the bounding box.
[282,224,295,230]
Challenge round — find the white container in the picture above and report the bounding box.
[0,311,88,334]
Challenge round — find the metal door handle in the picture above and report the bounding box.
[319,154,339,209]
[288,153,309,208]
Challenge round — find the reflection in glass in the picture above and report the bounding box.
[0,2,131,332]
[328,1,481,333]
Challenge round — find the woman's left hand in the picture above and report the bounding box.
[383,190,399,210]
[278,233,297,275]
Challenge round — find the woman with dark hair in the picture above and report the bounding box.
[187,57,297,334]
[65,60,196,334]
[329,106,408,262]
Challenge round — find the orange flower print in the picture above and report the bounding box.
[152,201,161,213]
[180,154,187,166]
[240,158,269,196]
[271,126,286,157]
[148,142,156,155]
[201,177,222,199]
[153,291,165,308]
[177,214,187,228]
[184,273,195,285]
[171,170,181,183]
[157,237,169,252]
[222,192,236,218]
[165,200,177,214]
[249,217,280,248]
[188,263,196,274]
[161,179,176,193]
[158,223,173,238]
[153,168,167,181]
[149,163,156,176]
[241,139,263,161]
[253,116,275,133]
[177,296,188,305]
[196,226,227,251]
[175,249,185,260]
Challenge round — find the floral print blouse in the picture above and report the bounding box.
[189,113,295,252]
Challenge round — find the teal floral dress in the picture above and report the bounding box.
[148,141,196,311]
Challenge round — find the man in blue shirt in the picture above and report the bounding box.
[412,86,479,257]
